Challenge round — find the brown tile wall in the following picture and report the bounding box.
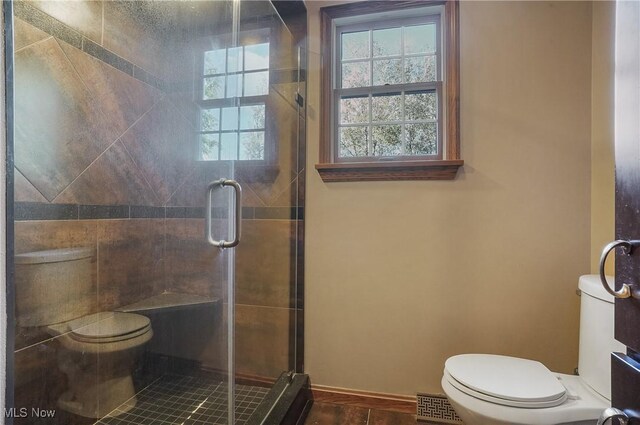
[11,3,304,420]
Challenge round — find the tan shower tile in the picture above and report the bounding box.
[14,17,50,52]
[235,304,291,378]
[165,83,199,128]
[97,219,165,310]
[240,182,266,208]
[164,165,204,208]
[14,168,47,203]
[102,2,167,76]
[165,161,233,208]
[15,38,120,201]
[15,220,97,254]
[58,40,161,138]
[54,141,159,206]
[119,100,197,204]
[236,220,295,308]
[164,218,227,300]
[30,0,103,44]
[270,21,297,71]
[270,176,301,208]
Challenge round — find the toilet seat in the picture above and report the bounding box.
[444,354,567,409]
[67,312,151,343]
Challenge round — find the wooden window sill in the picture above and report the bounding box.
[315,160,464,182]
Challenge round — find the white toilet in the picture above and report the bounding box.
[15,247,153,418]
[442,275,624,425]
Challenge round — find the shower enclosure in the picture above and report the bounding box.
[4,0,307,423]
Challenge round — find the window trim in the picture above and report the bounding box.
[317,0,462,182]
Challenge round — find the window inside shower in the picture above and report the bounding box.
[199,34,271,162]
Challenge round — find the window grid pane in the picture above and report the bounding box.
[372,27,401,58]
[337,90,438,157]
[341,31,370,60]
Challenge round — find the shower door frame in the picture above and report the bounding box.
[225,0,309,422]
[3,0,16,420]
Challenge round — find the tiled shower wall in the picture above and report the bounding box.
[11,0,304,421]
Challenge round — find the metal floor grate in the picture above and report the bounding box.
[95,375,270,425]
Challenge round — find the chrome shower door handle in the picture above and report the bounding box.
[597,407,629,425]
[205,179,242,248]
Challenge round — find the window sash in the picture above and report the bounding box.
[335,16,442,89]
[333,82,443,162]
[197,99,268,161]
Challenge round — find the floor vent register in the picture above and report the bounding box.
[417,393,463,424]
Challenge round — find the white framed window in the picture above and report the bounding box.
[334,9,444,161]
[198,39,270,161]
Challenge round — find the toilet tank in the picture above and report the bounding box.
[15,247,94,327]
[578,274,626,400]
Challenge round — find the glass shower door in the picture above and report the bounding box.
[201,0,304,422]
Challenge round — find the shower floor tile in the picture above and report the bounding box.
[95,374,270,425]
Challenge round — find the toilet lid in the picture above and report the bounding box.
[445,354,567,408]
[67,312,151,342]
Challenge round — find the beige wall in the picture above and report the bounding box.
[305,1,594,395]
[590,1,615,274]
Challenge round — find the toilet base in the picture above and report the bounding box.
[52,324,152,419]
[58,374,138,418]
[442,373,608,425]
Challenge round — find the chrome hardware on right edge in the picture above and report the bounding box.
[599,240,640,299]
[597,407,629,425]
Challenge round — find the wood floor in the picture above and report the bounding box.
[304,402,420,425]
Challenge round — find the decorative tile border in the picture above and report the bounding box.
[417,393,462,424]
[14,202,302,221]
[13,1,166,90]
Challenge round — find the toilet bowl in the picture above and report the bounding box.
[15,248,153,418]
[442,275,625,425]
[47,311,153,418]
[442,355,607,425]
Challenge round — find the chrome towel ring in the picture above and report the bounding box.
[599,239,640,299]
